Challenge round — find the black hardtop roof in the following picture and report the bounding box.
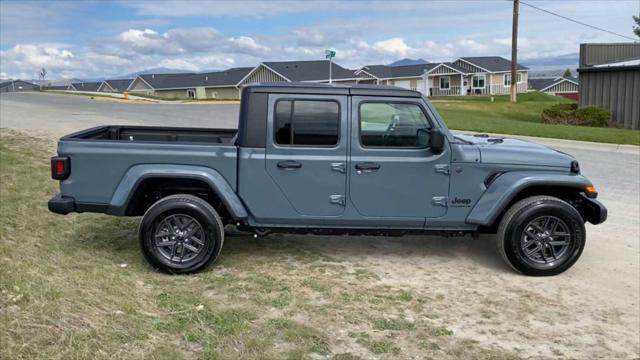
[243,82,422,97]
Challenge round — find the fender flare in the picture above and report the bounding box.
[466,171,591,226]
[107,164,248,219]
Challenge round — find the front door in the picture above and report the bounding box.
[266,94,348,216]
[349,97,450,222]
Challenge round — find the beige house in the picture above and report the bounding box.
[356,56,529,96]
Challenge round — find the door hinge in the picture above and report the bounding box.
[329,195,346,206]
[432,196,448,207]
[435,164,450,175]
[330,162,346,174]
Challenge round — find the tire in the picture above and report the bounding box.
[496,196,586,276]
[138,194,224,274]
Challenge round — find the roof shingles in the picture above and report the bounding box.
[459,56,528,72]
[262,60,357,81]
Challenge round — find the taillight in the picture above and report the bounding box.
[51,156,70,180]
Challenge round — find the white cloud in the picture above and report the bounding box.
[117,27,223,55]
[227,36,271,56]
[457,39,488,54]
[157,58,199,71]
[0,44,76,77]
[371,38,411,57]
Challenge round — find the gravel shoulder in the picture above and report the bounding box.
[1,92,639,358]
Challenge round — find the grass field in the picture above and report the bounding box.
[431,92,640,145]
[0,130,520,359]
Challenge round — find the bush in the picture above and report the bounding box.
[574,106,610,127]
[542,103,610,127]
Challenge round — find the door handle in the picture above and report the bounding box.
[355,162,381,171]
[277,160,302,169]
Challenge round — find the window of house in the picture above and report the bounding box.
[439,77,450,89]
[359,102,432,148]
[517,72,522,83]
[504,74,511,86]
[187,89,196,98]
[274,100,340,146]
[472,75,485,88]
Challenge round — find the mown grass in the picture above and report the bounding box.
[0,130,520,359]
[431,92,640,145]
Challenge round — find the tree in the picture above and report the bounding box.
[634,15,640,38]
[38,67,47,90]
[563,68,572,78]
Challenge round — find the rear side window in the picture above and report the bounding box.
[275,100,340,146]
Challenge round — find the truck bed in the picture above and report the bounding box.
[65,125,237,144]
[56,125,239,210]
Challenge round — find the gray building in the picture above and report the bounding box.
[577,43,640,129]
[0,80,38,92]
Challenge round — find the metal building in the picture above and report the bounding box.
[577,43,640,129]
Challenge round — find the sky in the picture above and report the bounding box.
[0,0,638,80]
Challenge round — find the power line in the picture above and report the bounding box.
[518,0,637,41]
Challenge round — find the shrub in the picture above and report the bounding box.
[542,103,610,127]
[574,106,610,127]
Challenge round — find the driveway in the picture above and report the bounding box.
[2,91,639,358]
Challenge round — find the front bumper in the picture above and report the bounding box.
[48,193,75,215]
[580,193,607,225]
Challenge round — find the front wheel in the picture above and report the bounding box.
[139,194,224,274]
[496,196,586,276]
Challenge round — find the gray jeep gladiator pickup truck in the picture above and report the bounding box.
[48,82,607,276]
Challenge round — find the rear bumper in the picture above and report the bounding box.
[580,193,607,225]
[48,193,75,215]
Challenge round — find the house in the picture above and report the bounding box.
[0,80,38,92]
[235,60,360,87]
[355,56,529,96]
[127,61,361,100]
[450,56,528,96]
[127,67,253,99]
[577,43,640,129]
[68,82,102,92]
[355,63,434,89]
[528,76,579,100]
[98,79,133,93]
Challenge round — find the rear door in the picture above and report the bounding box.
[265,94,348,216]
[349,97,450,221]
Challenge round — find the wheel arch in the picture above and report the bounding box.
[467,172,592,229]
[107,164,248,220]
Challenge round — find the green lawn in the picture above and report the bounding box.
[431,92,640,145]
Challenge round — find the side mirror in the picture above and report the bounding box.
[430,128,445,154]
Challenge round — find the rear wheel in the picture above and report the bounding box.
[139,194,224,274]
[497,196,585,276]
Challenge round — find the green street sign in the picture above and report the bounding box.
[325,50,336,59]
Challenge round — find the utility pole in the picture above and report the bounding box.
[510,0,519,102]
